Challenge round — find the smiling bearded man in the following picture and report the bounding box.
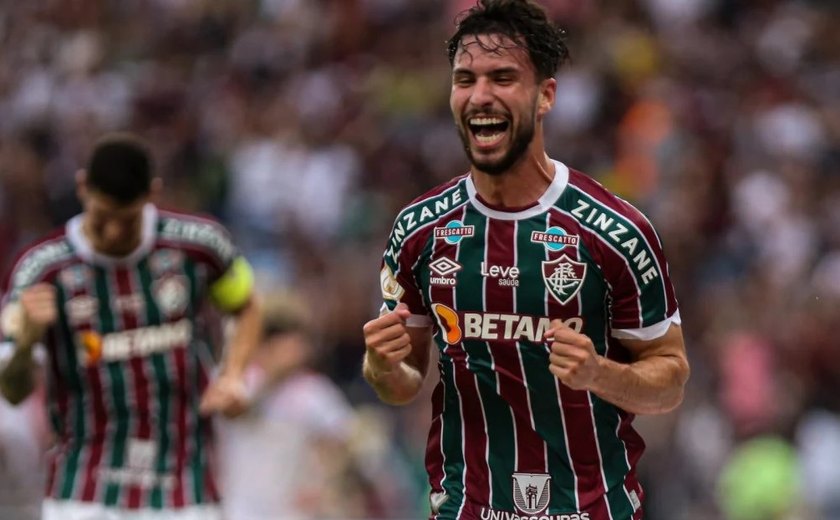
[361,1,690,520]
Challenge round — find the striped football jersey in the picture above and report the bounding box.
[380,161,680,520]
[1,205,239,510]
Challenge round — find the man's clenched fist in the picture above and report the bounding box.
[362,303,412,377]
[545,318,602,391]
[2,284,58,348]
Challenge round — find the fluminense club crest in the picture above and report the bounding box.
[153,275,189,317]
[512,473,551,515]
[542,255,587,305]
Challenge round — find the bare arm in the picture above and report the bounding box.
[217,293,263,380]
[362,303,433,405]
[199,293,263,417]
[547,321,689,415]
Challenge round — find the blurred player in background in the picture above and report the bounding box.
[0,360,49,520]
[217,291,359,520]
[362,1,689,519]
[218,291,424,520]
[0,132,262,520]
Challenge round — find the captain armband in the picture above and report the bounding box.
[209,256,255,313]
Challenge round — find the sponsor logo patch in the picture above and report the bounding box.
[380,265,405,301]
[161,219,236,263]
[149,249,184,275]
[59,265,92,291]
[127,438,158,471]
[531,226,579,252]
[12,242,72,291]
[480,262,520,287]
[571,199,661,286]
[434,220,475,245]
[478,507,590,520]
[65,295,99,326]
[99,437,172,489]
[512,473,551,515]
[429,257,462,276]
[431,304,584,345]
[77,319,192,365]
[429,257,462,287]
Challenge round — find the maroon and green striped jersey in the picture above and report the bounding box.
[379,161,681,520]
[0,205,240,510]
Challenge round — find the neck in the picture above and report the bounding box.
[471,149,555,208]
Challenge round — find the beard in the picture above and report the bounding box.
[457,107,536,176]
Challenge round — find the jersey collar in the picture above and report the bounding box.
[67,204,158,266]
[466,159,569,220]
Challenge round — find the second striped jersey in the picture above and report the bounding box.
[1,205,243,510]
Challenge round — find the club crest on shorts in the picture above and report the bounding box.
[512,473,551,515]
[542,255,586,305]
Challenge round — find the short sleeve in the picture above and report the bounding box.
[602,207,680,341]
[380,225,433,328]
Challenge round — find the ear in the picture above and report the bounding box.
[537,78,557,117]
[75,169,88,201]
[149,177,163,203]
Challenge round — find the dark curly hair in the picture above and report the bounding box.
[446,0,569,81]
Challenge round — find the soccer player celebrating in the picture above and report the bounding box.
[362,1,689,519]
[0,132,262,520]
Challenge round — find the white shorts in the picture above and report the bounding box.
[42,499,222,520]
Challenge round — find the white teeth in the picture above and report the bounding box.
[469,117,505,126]
[476,133,503,144]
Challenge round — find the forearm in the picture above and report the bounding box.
[219,295,262,379]
[0,342,36,405]
[590,355,689,415]
[363,354,425,406]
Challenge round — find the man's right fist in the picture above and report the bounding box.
[3,284,58,347]
[362,302,412,375]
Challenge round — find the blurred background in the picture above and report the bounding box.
[0,0,839,519]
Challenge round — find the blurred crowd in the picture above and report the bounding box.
[0,0,838,519]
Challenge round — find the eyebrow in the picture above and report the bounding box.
[453,66,521,75]
[489,67,519,76]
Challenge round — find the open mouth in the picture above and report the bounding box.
[468,116,509,146]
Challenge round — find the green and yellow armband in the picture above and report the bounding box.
[209,256,255,312]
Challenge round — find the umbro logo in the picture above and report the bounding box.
[429,257,461,287]
[429,257,462,277]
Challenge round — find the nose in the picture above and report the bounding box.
[469,77,495,108]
